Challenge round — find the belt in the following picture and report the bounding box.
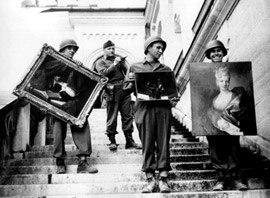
[107,80,124,86]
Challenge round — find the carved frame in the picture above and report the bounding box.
[13,44,108,128]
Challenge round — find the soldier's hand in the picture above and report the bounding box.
[169,97,179,107]
[74,60,83,66]
[128,72,135,81]
[113,57,121,66]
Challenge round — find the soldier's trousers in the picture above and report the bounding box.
[135,102,172,173]
[53,117,92,159]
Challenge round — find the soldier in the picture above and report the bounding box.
[95,40,141,152]
[38,39,98,174]
[204,40,248,191]
[126,36,177,193]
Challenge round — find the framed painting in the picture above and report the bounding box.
[13,44,108,128]
[189,62,257,136]
[134,71,178,101]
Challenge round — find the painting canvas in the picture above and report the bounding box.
[134,71,178,101]
[189,62,257,136]
[13,44,108,128]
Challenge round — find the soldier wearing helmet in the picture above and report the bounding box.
[126,36,177,193]
[204,39,227,60]
[31,39,98,175]
[204,40,248,191]
[59,39,79,53]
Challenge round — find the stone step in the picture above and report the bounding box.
[0,162,213,175]
[171,138,199,143]
[1,167,268,184]
[24,148,208,159]
[170,142,208,149]
[30,142,208,152]
[0,179,269,197]
[46,133,199,145]
[0,170,219,185]
[2,189,270,198]
[5,154,210,166]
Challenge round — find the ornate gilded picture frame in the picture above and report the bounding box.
[13,44,108,128]
[189,62,257,136]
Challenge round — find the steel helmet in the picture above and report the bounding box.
[144,36,167,55]
[205,40,227,59]
[59,39,79,52]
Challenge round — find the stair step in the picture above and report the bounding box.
[0,170,220,185]
[24,148,208,159]
[171,138,200,143]
[0,162,214,175]
[1,180,270,197]
[1,189,270,198]
[5,154,210,166]
[30,142,208,152]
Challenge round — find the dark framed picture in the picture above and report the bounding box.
[13,44,108,128]
[189,62,257,136]
[134,71,178,101]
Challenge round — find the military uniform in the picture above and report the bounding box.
[95,56,134,137]
[127,59,172,174]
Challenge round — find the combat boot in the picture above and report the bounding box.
[142,176,157,193]
[56,158,66,174]
[158,176,171,193]
[107,134,118,152]
[213,170,226,191]
[124,132,142,149]
[77,158,98,174]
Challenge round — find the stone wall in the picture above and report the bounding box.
[216,0,270,159]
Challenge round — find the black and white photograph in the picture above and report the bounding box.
[1,0,270,197]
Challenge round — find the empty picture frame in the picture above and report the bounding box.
[134,71,178,101]
[189,62,257,136]
[13,44,108,128]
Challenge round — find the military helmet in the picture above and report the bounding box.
[205,40,227,59]
[59,39,79,52]
[144,36,167,55]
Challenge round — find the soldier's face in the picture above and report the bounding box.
[209,47,224,62]
[62,46,77,58]
[104,46,115,57]
[148,42,164,59]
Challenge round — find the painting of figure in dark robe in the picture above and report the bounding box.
[189,62,257,136]
[13,44,107,128]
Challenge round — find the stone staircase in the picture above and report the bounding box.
[0,109,270,197]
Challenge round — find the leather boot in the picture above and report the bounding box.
[213,170,226,191]
[56,158,66,174]
[142,176,157,193]
[230,169,248,190]
[124,132,142,149]
[107,134,118,152]
[77,158,98,174]
[159,176,171,193]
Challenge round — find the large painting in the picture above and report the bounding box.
[189,62,257,136]
[134,71,178,101]
[13,44,108,128]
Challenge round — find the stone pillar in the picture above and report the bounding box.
[33,117,46,146]
[12,103,30,152]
